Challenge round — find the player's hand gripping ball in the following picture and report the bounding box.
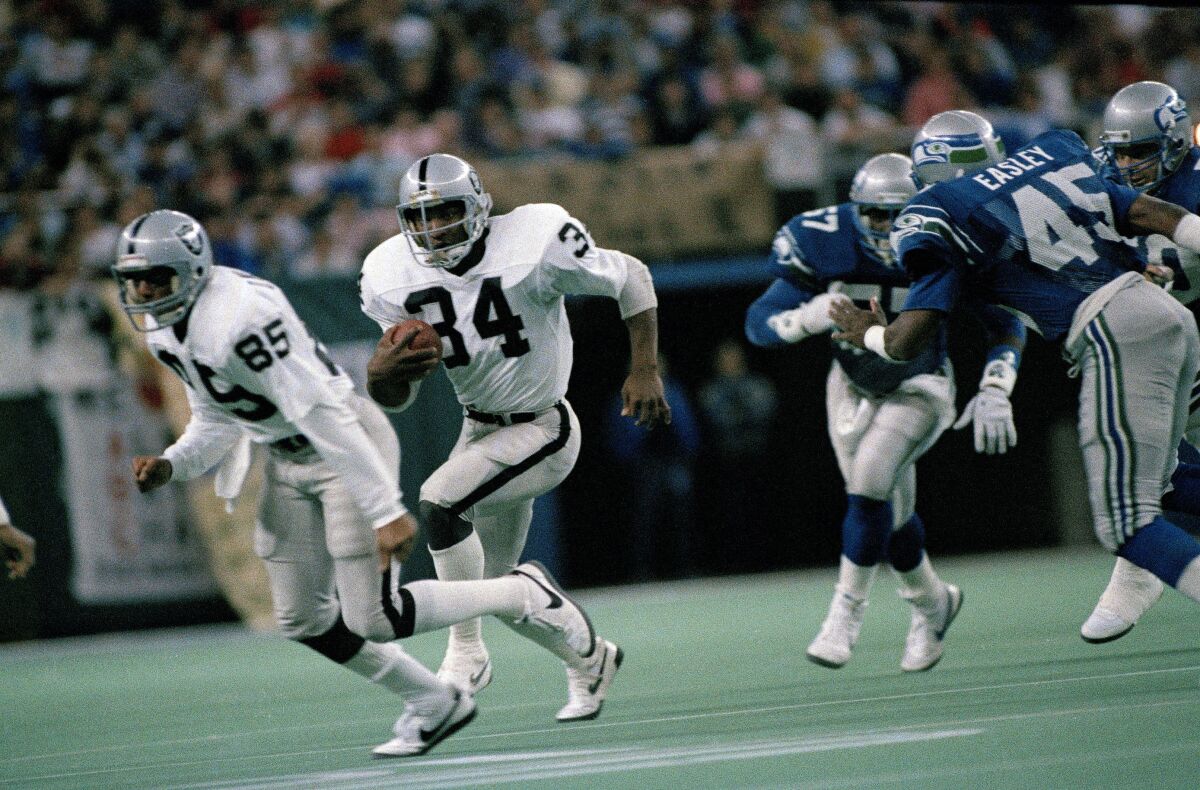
[385,318,442,360]
[371,318,443,386]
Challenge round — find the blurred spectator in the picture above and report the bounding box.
[516,81,585,151]
[21,15,94,102]
[646,73,708,147]
[956,21,1017,108]
[821,88,902,198]
[605,354,701,582]
[578,69,645,155]
[1,0,1198,305]
[902,47,976,128]
[990,76,1056,152]
[741,87,826,224]
[697,339,779,573]
[699,34,765,121]
[1167,42,1200,109]
[779,52,834,122]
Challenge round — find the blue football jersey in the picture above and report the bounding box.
[896,130,1145,343]
[1115,146,1200,305]
[755,202,948,396]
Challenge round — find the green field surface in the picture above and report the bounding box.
[3,546,1198,789]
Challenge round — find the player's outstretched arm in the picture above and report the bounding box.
[621,308,671,428]
[132,456,173,493]
[830,298,944,361]
[0,496,35,579]
[952,304,1026,455]
[1127,194,1200,261]
[374,512,418,570]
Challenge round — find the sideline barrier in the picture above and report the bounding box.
[474,143,775,260]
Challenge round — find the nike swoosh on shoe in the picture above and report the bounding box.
[419,690,466,742]
[587,643,611,694]
[514,568,563,609]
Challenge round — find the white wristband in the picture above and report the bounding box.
[979,359,1018,397]
[863,325,896,361]
[0,494,9,525]
[1173,213,1200,255]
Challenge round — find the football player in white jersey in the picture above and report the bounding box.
[115,209,618,758]
[359,153,669,721]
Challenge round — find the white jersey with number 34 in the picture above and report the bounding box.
[360,203,635,413]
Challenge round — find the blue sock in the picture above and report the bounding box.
[1162,460,1200,515]
[1117,515,1200,587]
[887,513,926,573]
[842,495,893,567]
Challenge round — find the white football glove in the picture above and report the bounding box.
[766,293,849,343]
[953,358,1017,455]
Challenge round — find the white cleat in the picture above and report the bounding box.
[372,685,476,759]
[510,561,624,722]
[557,638,624,722]
[1081,558,1164,644]
[436,647,493,695]
[1081,606,1137,643]
[806,589,868,669]
[900,583,962,672]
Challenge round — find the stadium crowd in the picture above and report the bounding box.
[2,1,1200,288]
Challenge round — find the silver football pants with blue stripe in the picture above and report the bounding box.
[1077,281,1200,551]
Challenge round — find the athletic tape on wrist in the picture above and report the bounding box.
[863,325,896,361]
[1173,213,1200,255]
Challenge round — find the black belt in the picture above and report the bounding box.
[270,434,311,454]
[465,403,557,426]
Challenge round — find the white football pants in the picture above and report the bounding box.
[254,394,400,642]
[825,361,955,526]
[421,400,581,576]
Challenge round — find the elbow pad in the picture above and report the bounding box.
[616,255,658,319]
[767,293,847,343]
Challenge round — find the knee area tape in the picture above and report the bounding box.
[297,615,366,664]
[419,500,474,551]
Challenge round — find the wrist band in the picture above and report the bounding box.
[863,325,895,361]
[1173,213,1200,254]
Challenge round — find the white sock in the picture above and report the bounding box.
[836,555,878,601]
[404,577,528,634]
[893,555,942,604]
[429,531,486,652]
[1175,556,1200,603]
[1096,557,1163,619]
[344,640,445,698]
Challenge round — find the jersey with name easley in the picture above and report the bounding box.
[895,129,1145,343]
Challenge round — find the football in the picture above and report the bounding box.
[385,318,442,360]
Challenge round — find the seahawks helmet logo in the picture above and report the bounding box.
[912,140,951,166]
[175,223,204,256]
[1155,97,1187,132]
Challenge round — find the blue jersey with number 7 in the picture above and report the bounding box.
[895,129,1146,343]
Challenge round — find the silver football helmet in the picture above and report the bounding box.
[397,153,492,268]
[1100,81,1192,193]
[112,209,213,331]
[849,153,917,266]
[911,110,1005,186]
